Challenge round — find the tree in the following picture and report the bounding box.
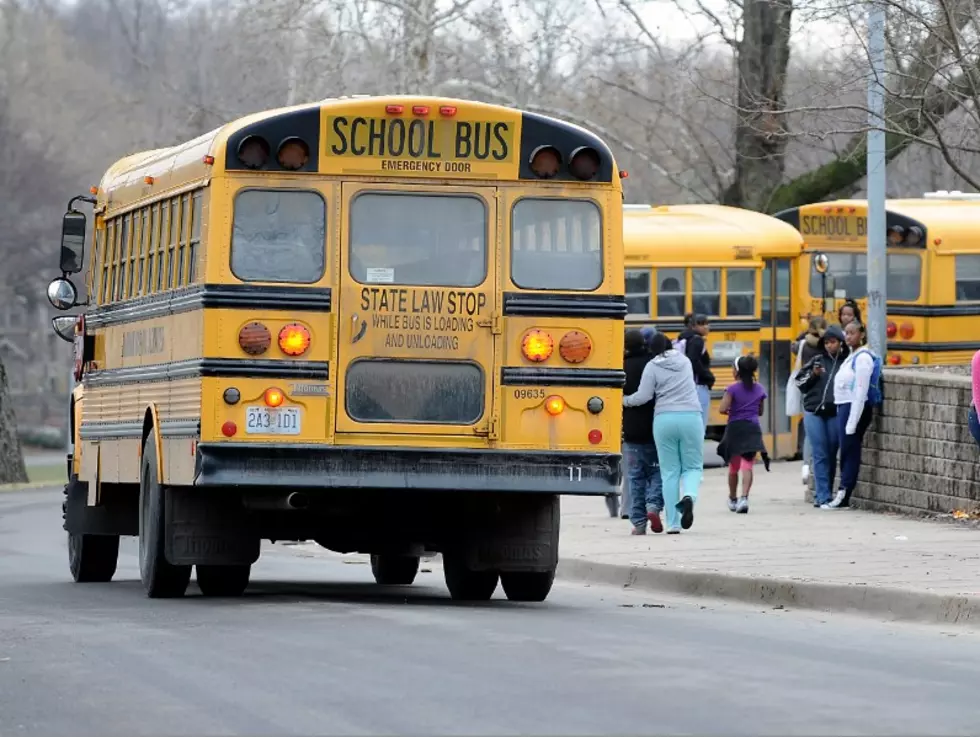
[0,359,27,485]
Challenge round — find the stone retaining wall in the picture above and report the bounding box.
[806,367,980,516]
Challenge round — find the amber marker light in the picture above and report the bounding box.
[521,329,554,362]
[264,387,284,407]
[545,395,565,416]
[278,323,311,356]
[899,322,915,339]
[559,330,592,363]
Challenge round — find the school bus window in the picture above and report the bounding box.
[189,191,202,283]
[955,255,980,301]
[692,268,720,317]
[137,208,149,296]
[511,198,602,291]
[809,252,867,298]
[117,214,130,301]
[726,268,755,316]
[149,203,160,293]
[886,253,921,301]
[625,269,651,315]
[167,198,178,289]
[350,193,485,287]
[178,194,190,286]
[91,226,104,300]
[232,189,326,284]
[345,359,485,424]
[101,221,113,304]
[656,268,685,316]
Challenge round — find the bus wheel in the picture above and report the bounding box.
[500,569,556,603]
[370,554,420,585]
[139,437,191,598]
[196,565,250,597]
[68,531,119,582]
[443,553,498,601]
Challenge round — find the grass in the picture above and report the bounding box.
[27,462,67,486]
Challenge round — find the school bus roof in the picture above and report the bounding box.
[95,96,619,214]
[623,204,804,263]
[775,198,980,254]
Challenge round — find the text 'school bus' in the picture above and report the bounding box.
[775,191,980,367]
[46,96,627,604]
[622,204,804,459]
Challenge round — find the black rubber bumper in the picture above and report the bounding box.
[194,443,621,496]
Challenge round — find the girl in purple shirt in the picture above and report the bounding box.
[718,356,770,514]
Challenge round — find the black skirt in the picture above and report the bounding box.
[717,420,769,463]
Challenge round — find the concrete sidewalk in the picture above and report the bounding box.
[560,461,980,626]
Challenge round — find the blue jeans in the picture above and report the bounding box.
[695,384,711,433]
[653,412,704,530]
[837,403,873,499]
[969,406,980,449]
[803,411,838,505]
[623,442,664,528]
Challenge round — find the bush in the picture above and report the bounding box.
[18,426,68,450]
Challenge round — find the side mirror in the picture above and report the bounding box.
[60,210,87,274]
[47,277,78,310]
[51,315,78,343]
[813,252,829,274]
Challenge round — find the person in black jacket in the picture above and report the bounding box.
[622,329,664,534]
[675,313,715,432]
[795,324,848,507]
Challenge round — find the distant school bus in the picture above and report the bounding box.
[775,192,980,366]
[623,204,804,459]
[45,95,627,604]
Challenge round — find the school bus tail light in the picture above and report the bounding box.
[264,387,285,407]
[545,395,565,416]
[886,320,897,338]
[412,105,430,116]
[386,104,404,115]
[440,106,457,116]
[899,322,915,339]
[238,135,270,169]
[559,331,592,363]
[888,355,902,365]
[239,322,271,355]
[522,329,554,362]
[569,146,600,181]
[588,429,603,445]
[221,421,238,438]
[278,323,311,356]
[529,146,561,179]
[277,137,310,170]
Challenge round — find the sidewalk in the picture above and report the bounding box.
[559,461,980,626]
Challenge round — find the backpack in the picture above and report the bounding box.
[672,337,687,355]
[850,350,884,407]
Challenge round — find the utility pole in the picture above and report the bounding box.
[866,0,887,358]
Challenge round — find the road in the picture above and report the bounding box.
[2,489,979,736]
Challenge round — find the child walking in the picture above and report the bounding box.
[717,356,770,514]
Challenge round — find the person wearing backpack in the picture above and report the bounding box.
[674,313,715,432]
[970,349,980,450]
[826,321,882,509]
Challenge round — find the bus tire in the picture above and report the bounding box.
[370,554,420,585]
[64,476,120,583]
[500,569,556,602]
[196,564,250,597]
[443,553,498,601]
[139,436,191,598]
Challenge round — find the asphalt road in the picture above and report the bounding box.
[2,489,979,736]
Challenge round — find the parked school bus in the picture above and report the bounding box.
[775,192,980,366]
[622,204,804,459]
[45,96,626,603]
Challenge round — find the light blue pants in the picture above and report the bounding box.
[695,384,711,433]
[653,411,704,530]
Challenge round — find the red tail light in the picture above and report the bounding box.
[899,322,914,339]
[439,106,457,116]
[386,104,404,114]
[888,355,902,365]
[412,105,430,115]
[886,321,897,338]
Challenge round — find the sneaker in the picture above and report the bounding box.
[728,497,738,512]
[826,489,847,509]
[631,525,647,535]
[801,463,810,485]
[819,503,837,510]
[666,528,681,535]
[736,496,749,514]
[646,510,664,534]
[679,495,694,529]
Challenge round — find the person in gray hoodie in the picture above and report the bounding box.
[623,333,704,534]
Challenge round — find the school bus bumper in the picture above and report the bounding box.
[193,443,621,495]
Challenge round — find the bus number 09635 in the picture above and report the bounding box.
[513,388,546,400]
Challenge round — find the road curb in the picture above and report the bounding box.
[0,482,58,493]
[557,558,980,627]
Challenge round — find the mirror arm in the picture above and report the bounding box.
[67,195,97,211]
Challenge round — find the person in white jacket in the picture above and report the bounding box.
[825,321,876,509]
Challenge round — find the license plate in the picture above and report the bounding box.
[245,406,301,435]
[712,341,743,361]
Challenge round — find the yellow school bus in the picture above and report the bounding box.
[775,192,980,366]
[45,95,626,603]
[623,204,804,458]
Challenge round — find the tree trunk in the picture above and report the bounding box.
[721,0,793,211]
[0,357,27,485]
